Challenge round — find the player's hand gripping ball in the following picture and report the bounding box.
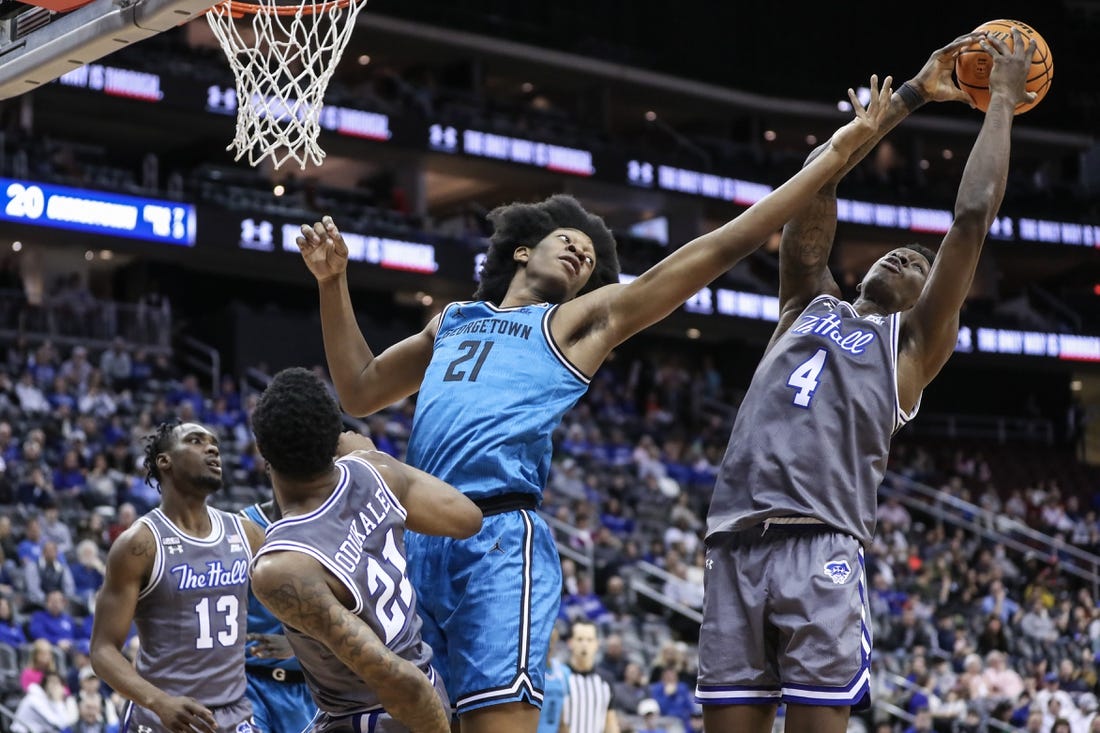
[955,19,1052,114]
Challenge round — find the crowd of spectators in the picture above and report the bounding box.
[0,325,1093,732]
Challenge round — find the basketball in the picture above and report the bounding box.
[954,19,1052,114]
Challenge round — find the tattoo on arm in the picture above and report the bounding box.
[128,536,154,557]
[258,571,450,732]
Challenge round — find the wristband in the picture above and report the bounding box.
[898,82,927,112]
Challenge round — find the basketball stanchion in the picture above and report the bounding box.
[206,0,369,169]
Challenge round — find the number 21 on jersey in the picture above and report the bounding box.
[787,348,827,408]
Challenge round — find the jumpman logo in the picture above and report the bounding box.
[489,540,505,555]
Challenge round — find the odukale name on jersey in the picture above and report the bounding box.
[330,484,397,574]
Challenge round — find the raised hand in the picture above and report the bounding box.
[986,28,1037,109]
[296,215,349,283]
[831,73,893,160]
[911,32,988,105]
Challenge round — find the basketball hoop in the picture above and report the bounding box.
[205,0,369,169]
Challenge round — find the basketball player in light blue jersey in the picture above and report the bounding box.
[696,31,1034,733]
[91,422,267,733]
[536,627,569,733]
[240,499,317,733]
[295,75,893,733]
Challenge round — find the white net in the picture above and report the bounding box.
[206,0,369,170]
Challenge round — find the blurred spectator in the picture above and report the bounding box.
[980,650,1025,703]
[28,589,79,652]
[71,539,106,611]
[106,503,136,545]
[979,579,1021,624]
[75,667,119,732]
[612,662,648,716]
[40,501,75,555]
[15,371,50,413]
[71,692,119,733]
[975,614,1012,656]
[11,670,77,733]
[0,514,18,559]
[647,666,694,731]
[561,574,613,626]
[84,452,123,507]
[24,541,76,607]
[596,633,629,682]
[19,638,58,692]
[98,338,131,389]
[636,698,669,733]
[0,594,26,646]
[58,346,94,392]
[902,707,933,733]
[0,545,21,596]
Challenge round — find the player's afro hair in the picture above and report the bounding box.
[473,194,620,305]
[251,367,342,480]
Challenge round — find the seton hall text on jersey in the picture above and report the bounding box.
[440,317,533,341]
[333,487,394,574]
[791,312,878,355]
[170,559,248,590]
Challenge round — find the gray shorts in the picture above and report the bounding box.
[124,696,256,733]
[695,526,871,710]
[310,665,449,733]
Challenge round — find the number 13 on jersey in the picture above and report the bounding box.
[787,348,827,408]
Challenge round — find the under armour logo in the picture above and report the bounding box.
[489,541,505,554]
[138,726,152,733]
[705,558,714,570]
[166,544,184,555]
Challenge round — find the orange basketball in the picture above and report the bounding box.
[954,19,1053,114]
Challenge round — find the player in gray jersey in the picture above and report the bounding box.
[91,422,266,733]
[247,367,483,733]
[697,31,1036,733]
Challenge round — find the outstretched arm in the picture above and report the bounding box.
[297,218,437,417]
[768,32,986,355]
[554,75,894,375]
[899,29,1036,401]
[826,32,985,187]
[337,439,483,539]
[251,553,451,733]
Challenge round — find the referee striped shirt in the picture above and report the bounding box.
[565,666,615,733]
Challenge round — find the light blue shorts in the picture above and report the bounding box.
[406,510,562,715]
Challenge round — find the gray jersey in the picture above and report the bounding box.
[707,295,920,545]
[134,507,252,707]
[255,455,433,718]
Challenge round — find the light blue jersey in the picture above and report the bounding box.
[404,300,583,713]
[240,503,316,733]
[538,659,571,733]
[406,301,590,503]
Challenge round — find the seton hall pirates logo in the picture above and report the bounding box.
[824,560,853,585]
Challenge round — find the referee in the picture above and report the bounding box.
[564,619,620,733]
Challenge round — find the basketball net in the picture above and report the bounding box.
[206,0,369,170]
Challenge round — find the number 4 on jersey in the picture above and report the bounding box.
[787,348,827,407]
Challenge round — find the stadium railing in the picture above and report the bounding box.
[881,472,1100,594]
